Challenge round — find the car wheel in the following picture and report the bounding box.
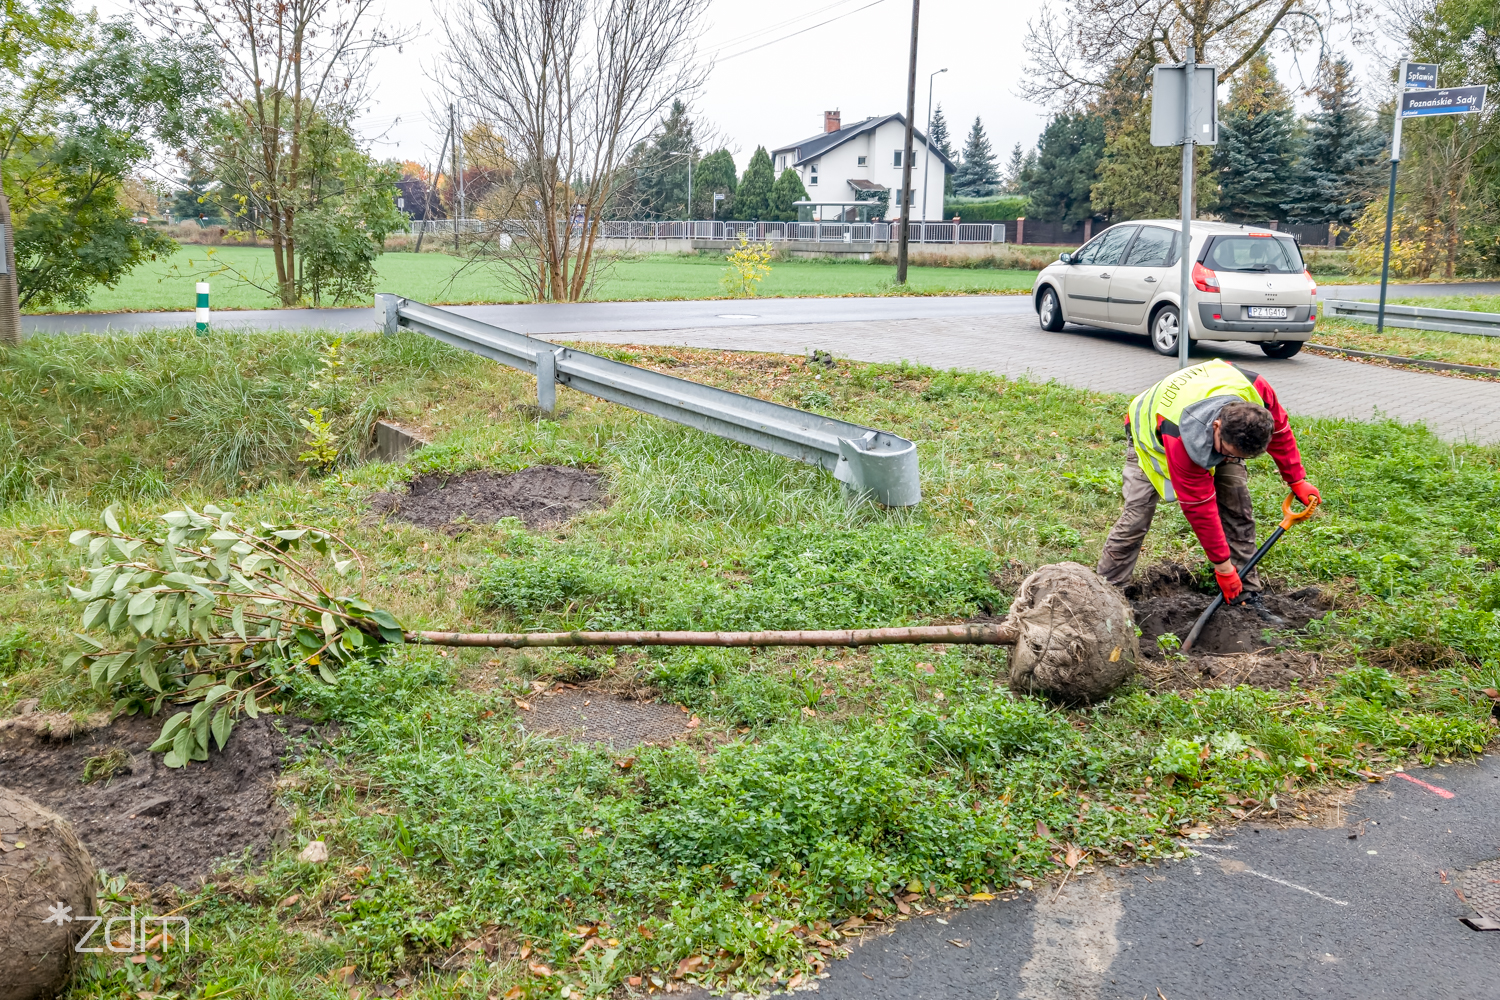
[1037,288,1065,331]
[1259,340,1303,359]
[1150,305,1182,356]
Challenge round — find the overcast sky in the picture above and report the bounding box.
[95,0,1393,180]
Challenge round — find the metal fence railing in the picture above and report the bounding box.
[374,296,922,506]
[536,220,1007,244]
[1324,299,1500,338]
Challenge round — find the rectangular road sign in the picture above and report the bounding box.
[1400,85,1487,117]
[1150,64,1218,146]
[1403,62,1439,89]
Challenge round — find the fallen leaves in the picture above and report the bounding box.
[513,699,533,712]
[527,961,552,977]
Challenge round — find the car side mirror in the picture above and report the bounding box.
[1058,252,1073,264]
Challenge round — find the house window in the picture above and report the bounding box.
[778,155,786,170]
[893,150,903,167]
[809,163,818,186]
[857,155,867,166]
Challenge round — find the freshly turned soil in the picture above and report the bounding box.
[1126,563,1329,659]
[368,465,602,533]
[0,715,324,887]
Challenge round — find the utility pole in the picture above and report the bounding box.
[450,104,463,253]
[1178,45,1195,370]
[921,67,947,224]
[896,0,920,284]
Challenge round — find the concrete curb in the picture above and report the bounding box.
[1306,342,1500,378]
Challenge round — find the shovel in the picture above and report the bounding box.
[1180,493,1320,655]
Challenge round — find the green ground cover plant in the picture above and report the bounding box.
[1,330,1496,999]
[22,247,1038,314]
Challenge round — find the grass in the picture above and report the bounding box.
[1310,294,1500,369]
[24,246,1039,314]
[1,329,1496,998]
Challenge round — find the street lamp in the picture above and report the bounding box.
[921,67,948,223]
[669,150,694,222]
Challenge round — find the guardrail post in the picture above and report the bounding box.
[375,293,399,335]
[535,346,558,413]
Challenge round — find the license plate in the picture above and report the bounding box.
[1247,306,1289,319]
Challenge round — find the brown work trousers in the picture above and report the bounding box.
[1096,444,1262,591]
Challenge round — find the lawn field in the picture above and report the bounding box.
[1,330,1497,998]
[25,246,1039,314]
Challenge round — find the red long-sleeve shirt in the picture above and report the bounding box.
[1160,371,1307,565]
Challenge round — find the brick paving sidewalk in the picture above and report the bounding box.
[556,313,1500,444]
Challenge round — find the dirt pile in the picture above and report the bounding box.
[0,714,322,887]
[1138,650,1327,691]
[1006,562,1139,703]
[1126,563,1328,658]
[369,465,602,533]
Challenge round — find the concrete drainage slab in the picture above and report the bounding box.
[1460,858,1500,931]
[519,689,691,751]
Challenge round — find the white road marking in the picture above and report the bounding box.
[1237,866,1350,906]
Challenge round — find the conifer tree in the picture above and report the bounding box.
[953,116,999,198]
[928,104,955,160]
[1002,143,1027,194]
[1021,113,1105,225]
[694,148,738,218]
[736,146,774,219]
[1283,57,1386,225]
[767,164,809,221]
[1214,53,1298,223]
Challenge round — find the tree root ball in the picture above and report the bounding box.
[1006,562,1139,703]
[1,787,97,1000]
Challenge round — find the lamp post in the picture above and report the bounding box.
[921,67,947,223]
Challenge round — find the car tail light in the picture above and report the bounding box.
[1192,261,1220,293]
[1305,269,1317,296]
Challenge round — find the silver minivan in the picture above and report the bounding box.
[1031,220,1318,358]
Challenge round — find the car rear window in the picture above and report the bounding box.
[1123,226,1179,267]
[1203,235,1304,273]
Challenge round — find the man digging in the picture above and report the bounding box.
[1097,359,1320,619]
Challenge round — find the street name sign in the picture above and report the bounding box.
[1403,62,1440,89]
[1400,85,1487,118]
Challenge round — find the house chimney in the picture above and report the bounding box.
[824,110,841,133]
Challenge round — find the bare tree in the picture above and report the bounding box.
[137,0,408,306]
[1020,0,1341,107]
[442,0,710,302]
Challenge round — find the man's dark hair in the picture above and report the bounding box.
[1218,400,1274,455]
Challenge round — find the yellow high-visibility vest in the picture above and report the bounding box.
[1128,359,1263,500]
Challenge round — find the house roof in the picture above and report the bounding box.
[771,114,957,172]
[848,179,889,192]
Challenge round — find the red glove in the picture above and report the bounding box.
[1215,568,1244,604]
[1291,479,1320,508]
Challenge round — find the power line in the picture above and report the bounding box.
[715,0,890,63]
[708,0,873,53]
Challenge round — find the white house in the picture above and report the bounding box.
[770,111,955,222]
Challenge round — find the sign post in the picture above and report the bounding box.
[1376,61,1485,334]
[1151,52,1217,368]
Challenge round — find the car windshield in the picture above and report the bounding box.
[1205,235,1303,273]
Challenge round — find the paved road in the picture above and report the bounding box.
[800,755,1500,999]
[24,290,1500,444]
[19,279,1498,337]
[21,295,1035,336]
[562,314,1500,445]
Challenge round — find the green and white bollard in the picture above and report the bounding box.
[195,282,210,334]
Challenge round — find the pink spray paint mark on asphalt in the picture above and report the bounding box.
[1393,771,1455,798]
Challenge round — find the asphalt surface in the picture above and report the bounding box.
[19,280,1500,337]
[805,754,1500,999]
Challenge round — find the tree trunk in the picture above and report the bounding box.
[0,191,24,346]
[409,622,1020,649]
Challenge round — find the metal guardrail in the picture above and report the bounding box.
[373,296,922,506]
[1323,299,1500,338]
